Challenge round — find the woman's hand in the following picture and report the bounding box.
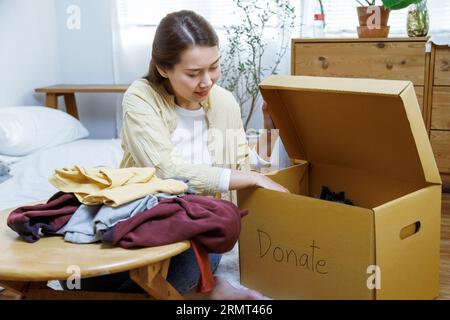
[257,101,277,160]
[262,100,275,131]
[250,171,290,193]
[228,170,289,193]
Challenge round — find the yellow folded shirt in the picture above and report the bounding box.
[49,166,188,207]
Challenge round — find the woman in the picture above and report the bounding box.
[69,9,289,300]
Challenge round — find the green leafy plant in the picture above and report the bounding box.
[356,0,421,9]
[219,0,295,131]
[356,0,378,5]
[317,0,324,15]
[316,0,325,28]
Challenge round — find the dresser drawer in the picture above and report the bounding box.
[434,47,450,86]
[430,130,450,174]
[431,87,450,130]
[293,41,427,85]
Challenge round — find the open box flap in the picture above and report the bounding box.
[259,75,441,185]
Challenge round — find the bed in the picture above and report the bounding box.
[0,138,123,211]
[0,106,242,299]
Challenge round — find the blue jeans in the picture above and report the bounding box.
[60,248,222,295]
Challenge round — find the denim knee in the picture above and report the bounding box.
[59,248,222,295]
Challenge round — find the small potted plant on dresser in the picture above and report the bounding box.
[356,0,421,38]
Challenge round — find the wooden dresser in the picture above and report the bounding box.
[429,45,450,188]
[291,37,449,189]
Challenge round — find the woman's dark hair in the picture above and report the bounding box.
[145,10,219,90]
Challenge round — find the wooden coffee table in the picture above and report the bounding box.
[0,203,190,300]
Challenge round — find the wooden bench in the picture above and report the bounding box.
[35,85,129,120]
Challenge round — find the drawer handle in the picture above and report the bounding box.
[442,60,449,72]
[318,56,329,69]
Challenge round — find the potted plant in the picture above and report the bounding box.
[356,0,421,38]
[407,0,429,37]
[219,0,295,132]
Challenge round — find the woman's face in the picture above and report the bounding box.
[158,45,221,109]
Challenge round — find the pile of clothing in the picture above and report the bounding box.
[7,166,248,293]
[320,186,354,206]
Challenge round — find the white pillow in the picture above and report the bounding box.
[0,106,89,156]
[0,153,25,165]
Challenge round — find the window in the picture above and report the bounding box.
[116,0,302,34]
[115,0,302,58]
[117,0,449,40]
[117,0,247,29]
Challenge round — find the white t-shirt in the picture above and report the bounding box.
[171,105,230,193]
[171,105,290,193]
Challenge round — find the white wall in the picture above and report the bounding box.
[0,0,61,106]
[54,0,119,139]
[0,0,120,139]
[0,0,292,137]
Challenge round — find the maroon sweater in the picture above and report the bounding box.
[102,195,248,293]
[7,192,81,243]
[102,195,247,252]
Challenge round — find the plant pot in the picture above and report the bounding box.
[357,6,390,27]
[357,26,390,38]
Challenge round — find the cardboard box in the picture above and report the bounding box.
[237,75,442,300]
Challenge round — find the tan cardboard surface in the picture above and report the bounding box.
[259,75,441,186]
[373,185,441,299]
[238,75,441,300]
[239,166,375,300]
[400,85,442,185]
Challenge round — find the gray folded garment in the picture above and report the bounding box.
[0,160,12,183]
[61,193,180,244]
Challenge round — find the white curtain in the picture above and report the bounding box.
[111,0,262,84]
[110,0,449,135]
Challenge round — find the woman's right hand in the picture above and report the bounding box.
[251,172,290,193]
[229,169,289,193]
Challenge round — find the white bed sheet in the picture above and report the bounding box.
[0,137,248,296]
[0,139,123,211]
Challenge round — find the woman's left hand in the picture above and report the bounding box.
[262,100,275,130]
[257,101,277,160]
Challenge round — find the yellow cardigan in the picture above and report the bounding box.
[49,166,188,207]
[119,79,251,196]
